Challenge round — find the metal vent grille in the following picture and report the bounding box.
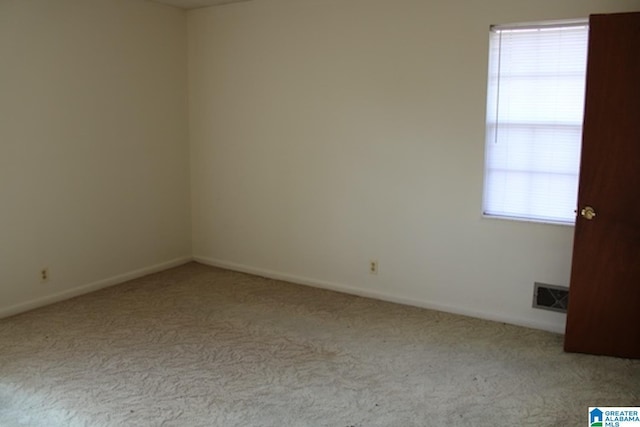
[533,282,569,313]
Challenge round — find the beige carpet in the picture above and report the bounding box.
[0,263,638,426]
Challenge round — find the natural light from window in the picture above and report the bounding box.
[483,21,589,225]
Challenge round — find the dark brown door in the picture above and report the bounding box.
[564,12,640,358]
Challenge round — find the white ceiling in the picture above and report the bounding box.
[149,0,252,9]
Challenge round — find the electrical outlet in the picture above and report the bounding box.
[369,260,378,275]
[40,268,49,283]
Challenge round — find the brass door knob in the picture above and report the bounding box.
[580,206,596,220]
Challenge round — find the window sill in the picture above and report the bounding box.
[482,213,575,227]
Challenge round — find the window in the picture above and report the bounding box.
[483,21,589,224]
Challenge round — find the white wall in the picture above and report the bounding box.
[189,0,640,333]
[0,0,191,316]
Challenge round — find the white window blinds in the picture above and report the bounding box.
[483,21,589,224]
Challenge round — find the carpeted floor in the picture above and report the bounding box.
[0,262,638,426]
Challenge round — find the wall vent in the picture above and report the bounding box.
[533,282,569,313]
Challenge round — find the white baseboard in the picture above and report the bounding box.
[0,256,193,319]
[194,255,566,335]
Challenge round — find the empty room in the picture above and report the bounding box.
[1,0,639,425]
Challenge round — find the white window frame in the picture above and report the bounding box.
[482,20,589,225]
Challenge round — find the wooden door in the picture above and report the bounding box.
[564,12,640,358]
